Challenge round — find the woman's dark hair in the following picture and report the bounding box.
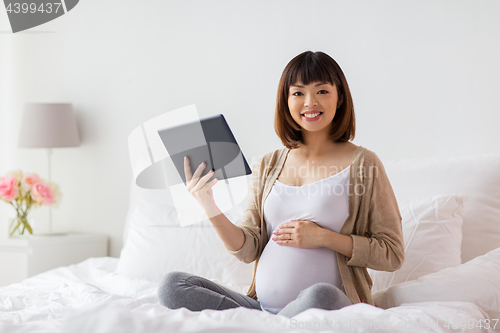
[274,51,356,149]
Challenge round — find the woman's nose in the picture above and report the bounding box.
[305,95,318,107]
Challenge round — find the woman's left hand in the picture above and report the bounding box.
[272,220,325,249]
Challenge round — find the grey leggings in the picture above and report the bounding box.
[157,271,352,318]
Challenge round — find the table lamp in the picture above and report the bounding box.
[18,103,80,233]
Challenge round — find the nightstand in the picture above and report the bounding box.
[0,233,108,287]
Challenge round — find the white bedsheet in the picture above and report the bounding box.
[0,257,497,333]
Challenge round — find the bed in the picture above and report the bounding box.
[1,151,500,333]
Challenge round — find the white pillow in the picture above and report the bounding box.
[373,246,500,320]
[117,155,263,293]
[384,153,500,264]
[368,194,468,293]
[116,195,254,293]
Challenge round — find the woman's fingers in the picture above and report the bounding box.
[185,157,206,187]
[183,156,218,208]
[184,156,192,182]
[192,169,216,192]
[207,177,219,190]
[185,158,218,194]
[272,232,291,240]
[191,162,206,181]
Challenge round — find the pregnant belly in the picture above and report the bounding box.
[255,240,341,313]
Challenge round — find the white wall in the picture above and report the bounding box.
[1,0,499,257]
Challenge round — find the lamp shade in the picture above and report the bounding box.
[18,103,80,148]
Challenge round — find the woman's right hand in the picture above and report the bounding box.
[184,156,219,209]
[184,156,244,251]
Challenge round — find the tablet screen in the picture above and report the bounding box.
[157,114,251,186]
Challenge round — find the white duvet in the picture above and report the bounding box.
[0,257,498,333]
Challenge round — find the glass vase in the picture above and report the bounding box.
[8,215,33,238]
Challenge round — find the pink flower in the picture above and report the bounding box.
[31,181,54,205]
[0,176,20,202]
[23,173,40,187]
[48,182,62,207]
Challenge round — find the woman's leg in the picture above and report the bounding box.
[277,283,351,318]
[158,271,261,311]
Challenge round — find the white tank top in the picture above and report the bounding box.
[255,165,350,314]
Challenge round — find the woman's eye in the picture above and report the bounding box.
[291,90,328,96]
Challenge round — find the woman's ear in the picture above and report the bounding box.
[337,94,344,108]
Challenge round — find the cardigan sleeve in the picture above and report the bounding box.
[346,152,405,272]
[223,156,265,264]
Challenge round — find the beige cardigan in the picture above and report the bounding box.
[224,145,405,306]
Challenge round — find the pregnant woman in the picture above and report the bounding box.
[158,50,405,318]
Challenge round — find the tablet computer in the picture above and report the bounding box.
[157,114,252,186]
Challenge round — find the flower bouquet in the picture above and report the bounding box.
[0,170,61,236]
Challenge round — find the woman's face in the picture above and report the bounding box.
[288,80,340,136]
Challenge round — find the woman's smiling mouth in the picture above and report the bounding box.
[301,111,323,121]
